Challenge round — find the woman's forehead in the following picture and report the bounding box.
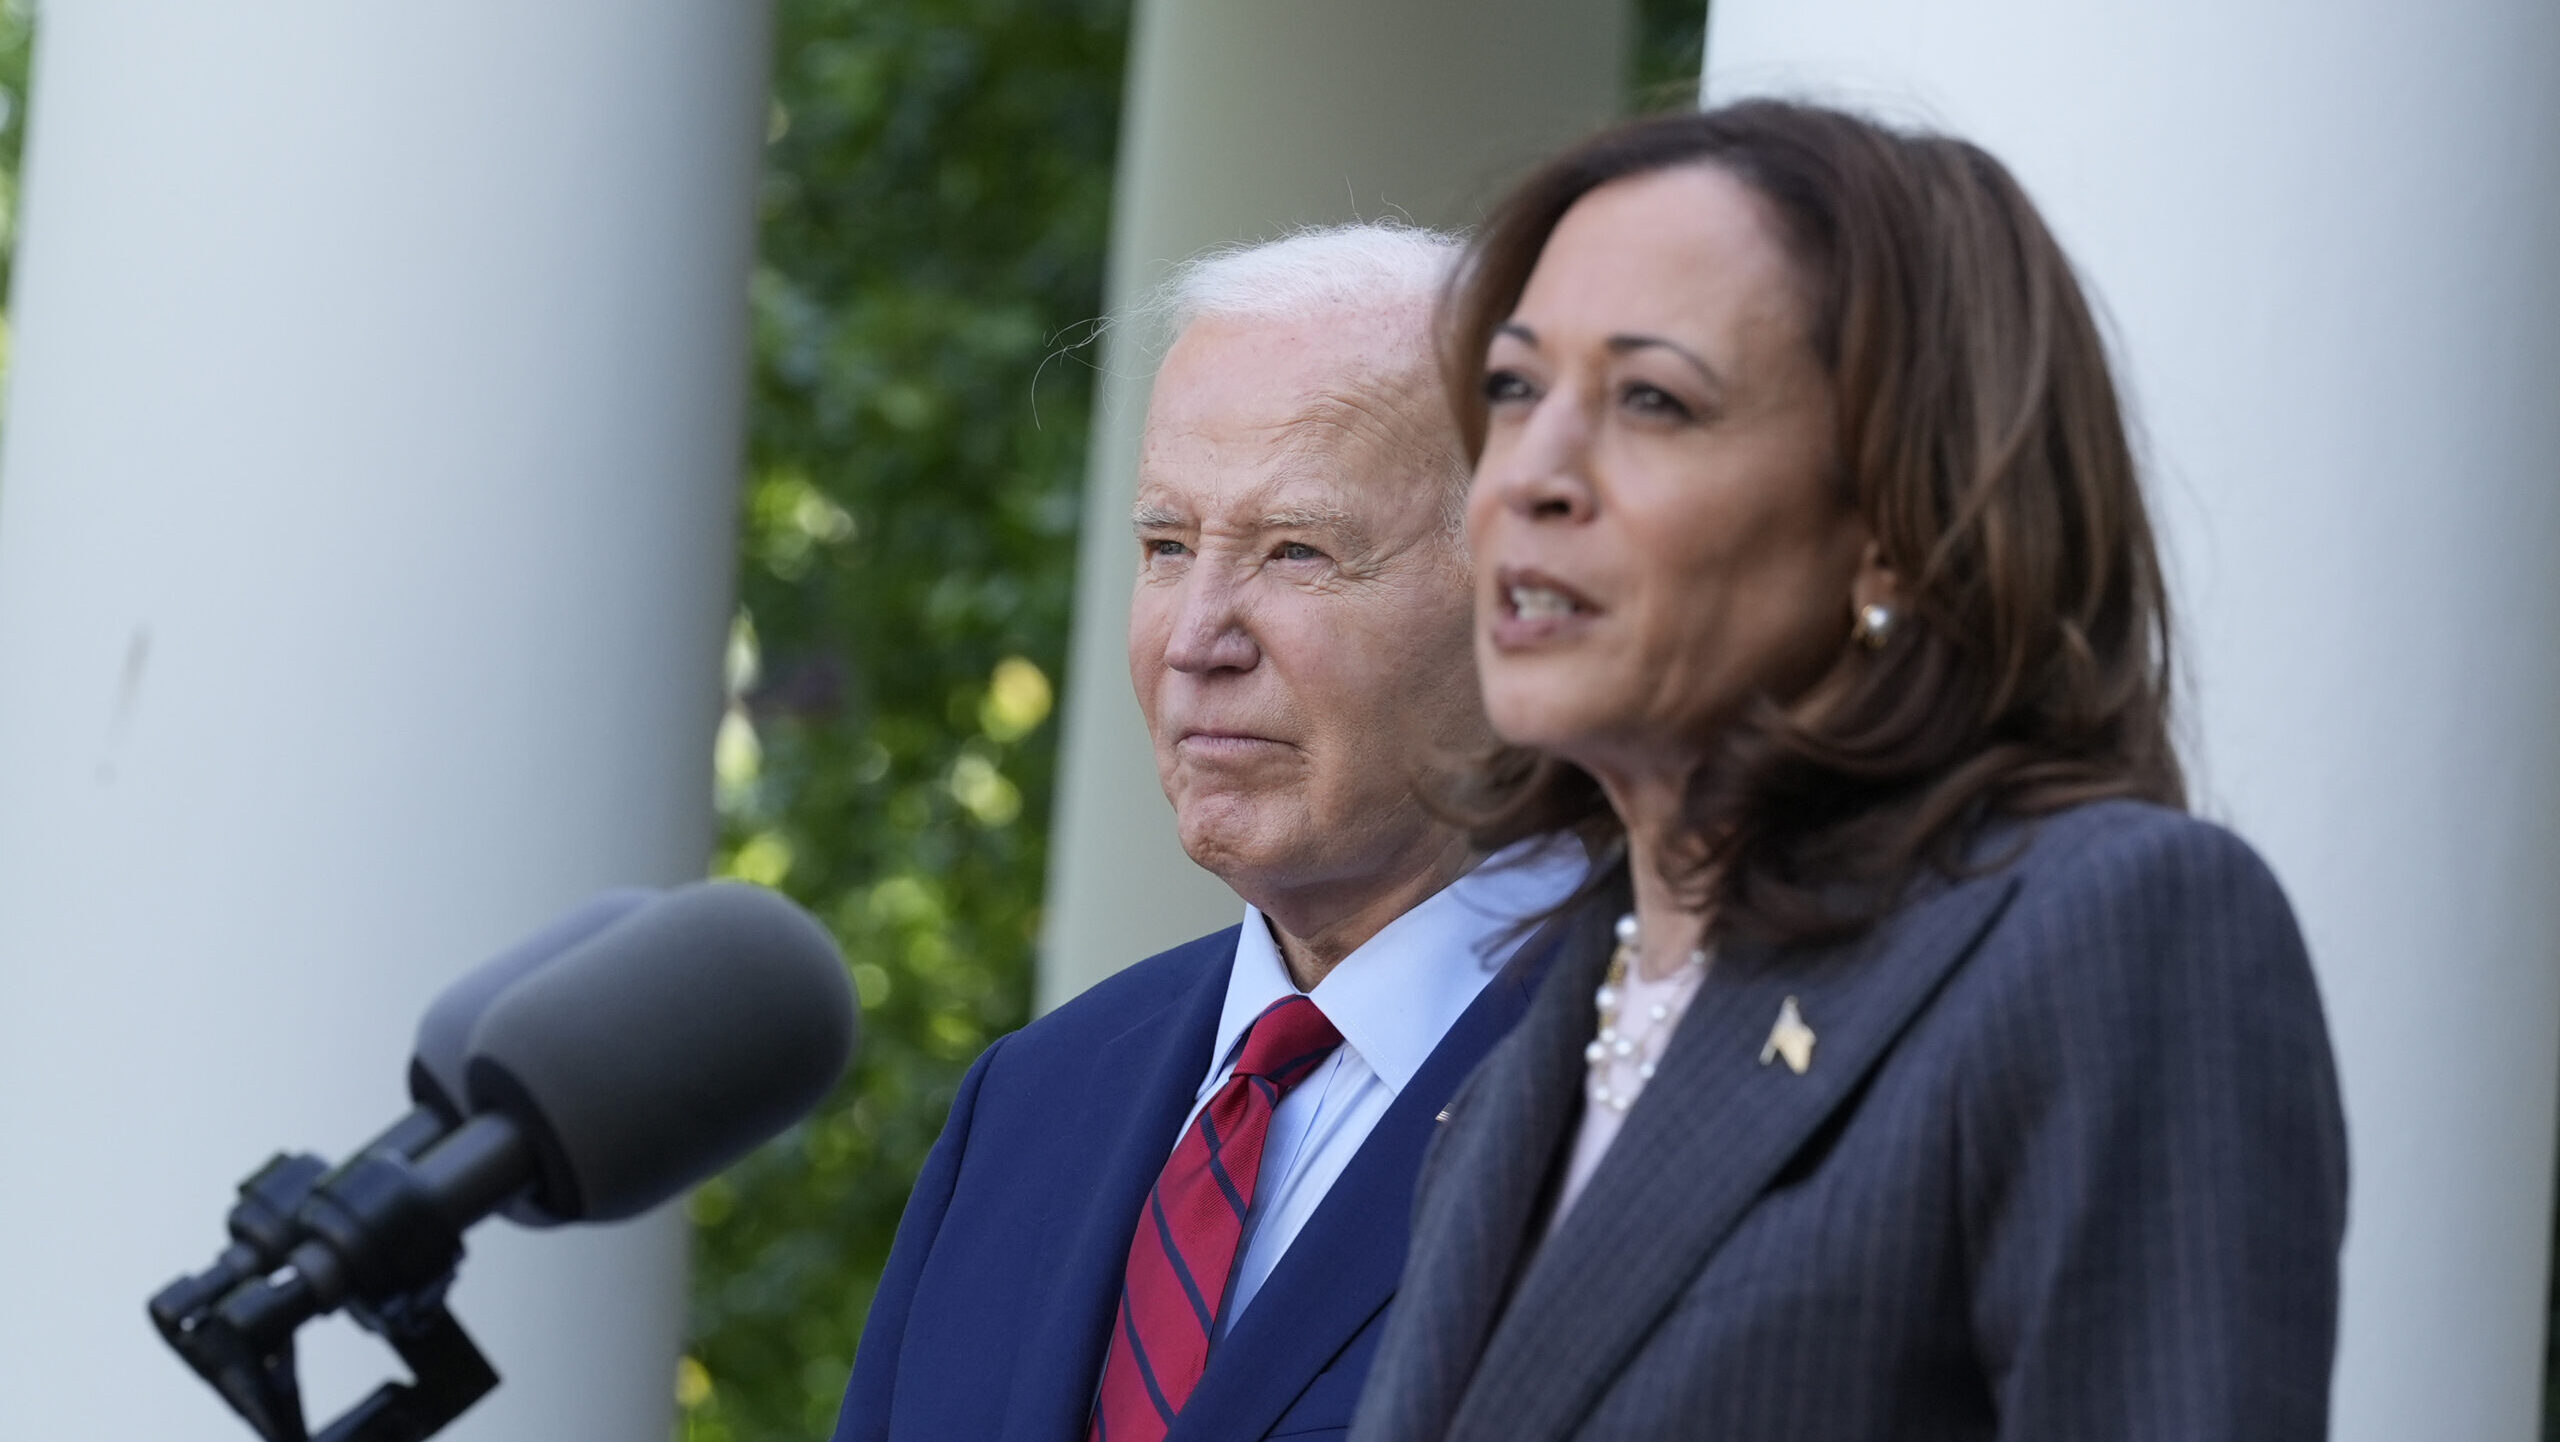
[1512,166,1810,359]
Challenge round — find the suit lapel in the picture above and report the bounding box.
[1357,892,1628,1438]
[1445,871,2023,1442]
[1001,932,1236,1442]
[1171,914,1574,1442]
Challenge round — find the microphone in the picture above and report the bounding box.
[146,888,656,1363]
[150,881,858,1442]
[410,887,655,1226]
[408,887,657,1128]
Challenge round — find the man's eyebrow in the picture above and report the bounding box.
[1130,500,1184,531]
[1606,333,1722,389]
[1259,503,1372,552]
[1259,503,1357,532]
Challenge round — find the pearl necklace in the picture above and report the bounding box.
[1584,911,1709,1113]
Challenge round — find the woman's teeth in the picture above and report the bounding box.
[1510,584,1579,620]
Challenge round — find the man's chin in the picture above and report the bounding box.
[1159,749,1299,814]
[1173,807,1309,891]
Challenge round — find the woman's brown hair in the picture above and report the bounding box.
[1446,100,2183,943]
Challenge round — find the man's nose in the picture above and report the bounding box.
[1161,565,1260,674]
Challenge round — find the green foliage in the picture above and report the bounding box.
[1634,0,1710,110]
[681,2,1127,1438]
[0,0,36,393]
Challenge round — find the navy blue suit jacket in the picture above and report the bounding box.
[834,915,1568,1442]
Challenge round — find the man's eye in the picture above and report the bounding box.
[1482,368,1535,405]
[1274,542,1323,563]
[1144,538,1189,560]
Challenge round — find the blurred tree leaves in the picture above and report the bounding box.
[1634,0,1709,108]
[0,0,35,395]
[681,0,1127,1439]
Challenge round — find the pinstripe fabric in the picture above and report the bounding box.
[1350,801,2349,1442]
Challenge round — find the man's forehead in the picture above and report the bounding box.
[1150,309,1436,433]
[1131,468,1363,530]
[1169,304,1421,378]
[1136,324,1448,531]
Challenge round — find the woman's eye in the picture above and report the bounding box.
[1274,541,1324,563]
[1481,368,1536,406]
[1621,381,1695,422]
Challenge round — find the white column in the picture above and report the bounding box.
[1041,0,1635,1008]
[0,3,769,1439]
[1703,7,2560,1437]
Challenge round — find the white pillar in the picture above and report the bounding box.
[0,3,769,1439]
[1041,0,1635,1009]
[1702,7,2560,1437]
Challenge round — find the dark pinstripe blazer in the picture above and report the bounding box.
[1350,801,2348,1442]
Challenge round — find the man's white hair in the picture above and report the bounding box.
[1142,221,1462,345]
[1132,222,1472,531]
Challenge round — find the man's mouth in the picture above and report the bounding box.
[1175,728,1289,753]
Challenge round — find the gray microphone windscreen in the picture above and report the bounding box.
[460,881,857,1222]
[409,888,657,1123]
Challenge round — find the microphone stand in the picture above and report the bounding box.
[149,1111,523,1442]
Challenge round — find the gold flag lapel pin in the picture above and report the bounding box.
[1759,995,1816,1075]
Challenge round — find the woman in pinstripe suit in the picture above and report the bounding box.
[1349,101,2347,1441]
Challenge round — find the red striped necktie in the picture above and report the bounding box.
[1088,993,1344,1442]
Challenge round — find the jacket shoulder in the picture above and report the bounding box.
[1953,815,2346,1437]
[1991,798,2279,896]
[991,924,1241,1064]
[1958,799,2326,1055]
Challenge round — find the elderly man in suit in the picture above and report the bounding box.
[831,223,1586,1442]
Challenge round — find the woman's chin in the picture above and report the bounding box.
[1485,694,1604,761]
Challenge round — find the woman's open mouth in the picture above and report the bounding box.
[1491,568,1601,647]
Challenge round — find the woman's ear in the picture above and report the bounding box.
[1845,540,1910,653]
[1849,539,1902,616]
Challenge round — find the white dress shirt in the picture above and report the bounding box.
[1180,836,1586,1337]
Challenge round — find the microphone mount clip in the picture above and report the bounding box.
[148,1112,510,1442]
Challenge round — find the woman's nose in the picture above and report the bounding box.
[1478,397,1596,524]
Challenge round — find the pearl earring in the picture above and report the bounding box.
[1851,602,1898,651]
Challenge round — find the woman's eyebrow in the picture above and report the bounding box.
[1608,333,1723,389]
[1499,322,1724,391]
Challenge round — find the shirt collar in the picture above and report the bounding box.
[1209,834,1589,1099]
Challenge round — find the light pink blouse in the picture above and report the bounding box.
[1550,954,1709,1226]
